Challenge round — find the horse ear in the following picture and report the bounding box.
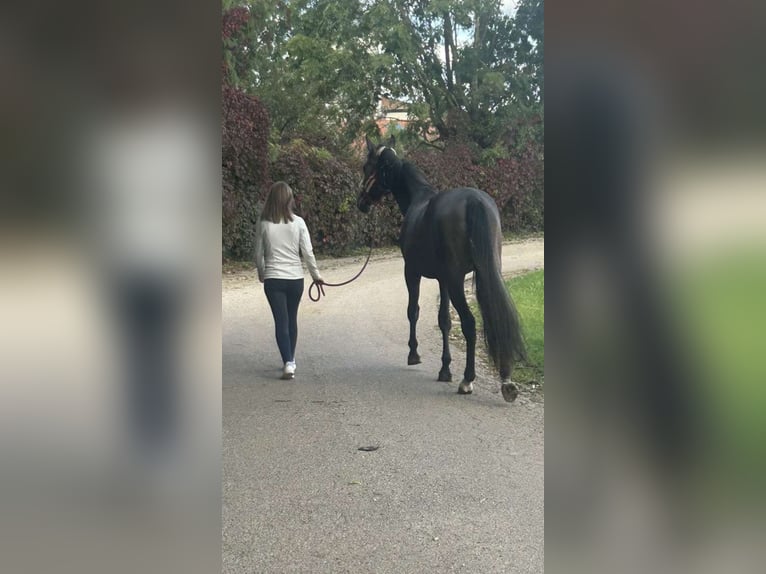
[387,135,396,149]
[366,136,376,153]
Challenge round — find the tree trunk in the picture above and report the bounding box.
[443,12,454,92]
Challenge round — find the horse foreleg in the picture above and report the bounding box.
[447,278,476,394]
[437,281,452,381]
[405,269,421,365]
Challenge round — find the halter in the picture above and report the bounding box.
[361,146,397,197]
[376,145,396,156]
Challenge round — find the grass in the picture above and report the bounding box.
[504,269,545,384]
[671,251,766,495]
[467,268,545,387]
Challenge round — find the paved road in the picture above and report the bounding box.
[223,238,544,573]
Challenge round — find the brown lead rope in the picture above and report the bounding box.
[308,244,373,302]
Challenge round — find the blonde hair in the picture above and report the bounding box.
[261,181,295,223]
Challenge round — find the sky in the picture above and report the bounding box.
[451,0,520,47]
[502,0,519,16]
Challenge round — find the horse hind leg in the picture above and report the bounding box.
[458,379,474,395]
[447,277,476,395]
[498,351,519,402]
[437,281,452,382]
[501,380,519,402]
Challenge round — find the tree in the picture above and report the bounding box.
[221,1,544,258]
[366,0,543,149]
[222,7,271,259]
[513,0,544,102]
[222,1,543,150]
[223,1,392,147]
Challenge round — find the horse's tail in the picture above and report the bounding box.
[467,197,527,379]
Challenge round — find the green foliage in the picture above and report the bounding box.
[221,1,544,258]
[506,270,544,382]
[222,7,273,260]
[407,139,544,233]
[672,252,766,496]
[222,81,271,260]
[222,0,543,151]
[269,140,401,255]
[364,0,543,149]
[478,143,512,166]
[513,0,544,102]
[223,1,387,146]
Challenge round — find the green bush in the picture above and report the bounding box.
[408,140,544,233]
[222,133,542,260]
[270,141,399,255]
[222,84,270,260]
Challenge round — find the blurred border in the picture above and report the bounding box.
[0,2,221,573]
[546,1,766,572]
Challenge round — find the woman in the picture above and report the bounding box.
[255,181,324,379]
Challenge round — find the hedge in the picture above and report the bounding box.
[222,137,543,260]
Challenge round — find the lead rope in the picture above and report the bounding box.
[308,217,375,302]
[308,244,373,302]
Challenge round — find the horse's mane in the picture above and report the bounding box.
[400,160,436,194]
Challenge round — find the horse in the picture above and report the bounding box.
[357,136,527,402]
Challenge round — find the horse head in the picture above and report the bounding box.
[357,135,399,213]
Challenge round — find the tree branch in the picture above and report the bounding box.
[416,138,445,151]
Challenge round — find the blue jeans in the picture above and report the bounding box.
[263,278,304,364]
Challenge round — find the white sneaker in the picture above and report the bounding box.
[281,361,296,380]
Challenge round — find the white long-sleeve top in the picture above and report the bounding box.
[254,216,323,281]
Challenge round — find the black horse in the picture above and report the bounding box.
[357,136,527,402]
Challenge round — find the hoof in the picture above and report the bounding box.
[457,380,473,395]
[501,381,518,402]
[438,370,452,382]
[407,354,421,365]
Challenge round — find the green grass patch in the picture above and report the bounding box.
[505,270,545,384]
[671,251,766,495]
[469,269,544,386]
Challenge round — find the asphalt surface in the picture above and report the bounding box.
[223,238,544,573]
